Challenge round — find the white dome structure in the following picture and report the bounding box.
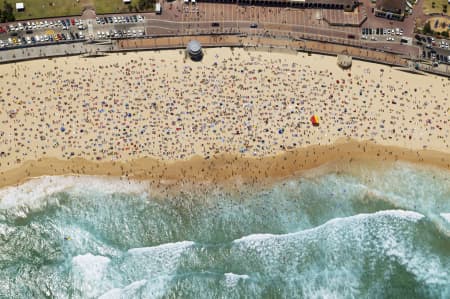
[186,40,203,61]
[337,54,352,69]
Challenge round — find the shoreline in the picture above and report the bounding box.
[0,47,449,194]
[1,140,449,192]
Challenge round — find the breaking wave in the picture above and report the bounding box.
[0,161,449,298]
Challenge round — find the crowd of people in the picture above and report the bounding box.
[0,48,448,172]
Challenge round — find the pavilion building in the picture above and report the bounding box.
[196,0,359,12]
[374,0,406,21]
[187,40,203,61]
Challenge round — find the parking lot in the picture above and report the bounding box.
[0,14,146,49]
[360,27,409,43]
[0,18,87,49]
[93,15,145,39]
[416,34,450,64]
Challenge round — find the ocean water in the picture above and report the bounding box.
[0,161,449,299]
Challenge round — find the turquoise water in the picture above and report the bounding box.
[0,161,449,298]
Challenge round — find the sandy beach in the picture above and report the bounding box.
[0,47,449,189]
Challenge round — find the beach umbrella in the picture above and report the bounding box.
[310,115,320,126]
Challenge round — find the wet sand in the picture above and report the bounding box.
[1,140,449,195]
[0,47,448,191]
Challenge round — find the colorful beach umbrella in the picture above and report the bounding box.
[310,115,320,126]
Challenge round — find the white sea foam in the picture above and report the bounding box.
[115,241,195,297]
[55,225,121,257]
[440,213,450,224]
[95,242,196,299]
[72,253,112,298]
[232,209,450,288]
[233,210,424,244]
[123,240,194,278]
[223,273,250,288]
[99,280,147,299]
[127,240,195,255]
[233,233,275,243]
[72,253,111,276]
[0,175,148,210]
[381,228,450,285]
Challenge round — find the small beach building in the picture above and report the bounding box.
[15,2,24,12]
[123,0,131,4]
[374,0,406,21]
[186,40,203,61]
[337,54,352,69]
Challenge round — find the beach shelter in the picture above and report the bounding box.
[310,115,320,126]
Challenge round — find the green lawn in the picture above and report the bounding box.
[13,0,145,21]
[423,0,450,16]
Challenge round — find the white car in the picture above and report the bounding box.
[371,36,377,41]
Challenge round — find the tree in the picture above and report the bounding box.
[0,1,15,22]
[442,30,449,38]
[137,0,156,11]
[423,22,433,35]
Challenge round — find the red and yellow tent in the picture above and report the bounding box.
[310,115,320,126]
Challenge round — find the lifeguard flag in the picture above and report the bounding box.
[310,115,320,126]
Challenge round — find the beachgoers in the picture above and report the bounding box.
[0,48,448,175]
